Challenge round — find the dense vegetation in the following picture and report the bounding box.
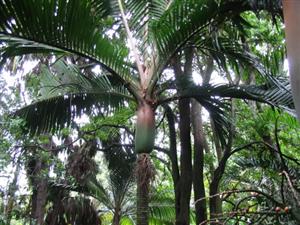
[0,1,299,225]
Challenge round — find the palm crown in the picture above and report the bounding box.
[0,0,292,137]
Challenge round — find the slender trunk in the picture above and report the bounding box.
[5,160,21,224]
[209,101,234,220]
[191,100,207,225]
[209,147,233,220]
[47,190,64,225]
[176,98,193,225]
[33,161,48,225]
[112,206,121,225]
[30,158,48,225]
[208,118,223,218]
[29,138,55,225]
[283,1,300,120]
[173,49,194,225]
[164,104,180,217]
[136,153,154,225]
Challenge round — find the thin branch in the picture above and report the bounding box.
[282,170,300,207]
[194,189,283,207]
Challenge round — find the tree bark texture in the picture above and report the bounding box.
[191,100,207,225]
[30,159,48,225]
[283,1,300,121]
[5,160,21,224]
[136,153,154,225]
[164,104,180,217]
[173,49,194,225]
[176,97,193,225]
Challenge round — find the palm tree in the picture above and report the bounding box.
[0,1,294,224]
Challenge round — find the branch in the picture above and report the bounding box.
[194,189,284,207]
[282,170,300,207]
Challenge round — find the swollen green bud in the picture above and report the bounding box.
[135,104,155,154]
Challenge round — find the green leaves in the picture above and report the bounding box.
[14,60,134,135]
[0,0,133,84]
[159,79,295,146]
[151,0,218,65]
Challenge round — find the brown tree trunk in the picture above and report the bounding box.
[29,137,55,225]
[136,153,154,225]
[30,159,48,225]
[191,100,207,225]
[209,100,235,221]
[176,98,193,225]
[112,206,121,225]
[5,159,21,224]
[164,104,180,217]
[173,48,194,225]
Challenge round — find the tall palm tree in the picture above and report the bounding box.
[0,1,294,224]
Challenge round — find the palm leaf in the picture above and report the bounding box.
[0,0,137,86]
[158,79,294,145]
[151,0,219,67]
[147,0,282,86]
[125,0,169,62]
[161,79,294,111]
[14,60,134,135]
[149,194,175,225]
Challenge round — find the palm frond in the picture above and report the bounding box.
[149,0,282,76]
[175,80,294,111]
[158,79,295,145]
[149,194,175,225]
[14,60,134,135]
[0,0,136,85]
[125,0,169,62]
[45,194,101,225]
[151,0,219,66]
[100,132,136,208]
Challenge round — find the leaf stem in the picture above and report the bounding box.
[118,0,145,86]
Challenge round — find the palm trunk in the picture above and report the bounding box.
[5,159,21,224]
[136,153,154,225]
[112,206,121,225]
[164,104,180,217]
[172,49,194,225]
[135,103,155,225]
[283,1,300,120]
[30,159,48,225]
[176,97,193,225]
[191,100,207,224]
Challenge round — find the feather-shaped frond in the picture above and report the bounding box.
[149,193,175,225]
[0,0,136,85]
[169,79,294,111]
[150,0,282,73]
[14,60,134,135]
[151,0,219,66]
[158,79,295,145]
[125,0,170,62]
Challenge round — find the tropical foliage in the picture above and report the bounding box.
[0,1,299,225]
